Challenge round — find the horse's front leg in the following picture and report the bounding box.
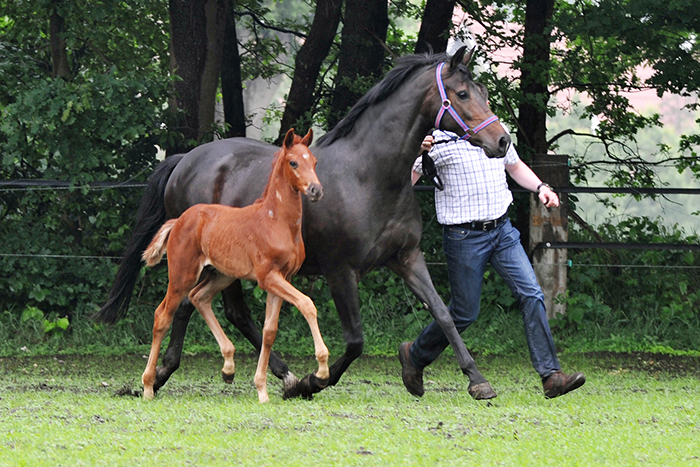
[388,248,496,400]
[154,298,196,393]
[261,273,330,394]
[284,267,362,400]
[220,281,299,391]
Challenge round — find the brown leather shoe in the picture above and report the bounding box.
[398,341,424,397]
[543,371,585,399]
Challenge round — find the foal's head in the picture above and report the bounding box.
[281,128,323,202]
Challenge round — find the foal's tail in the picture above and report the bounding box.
[142,219,177,267]
[92,154,184,325]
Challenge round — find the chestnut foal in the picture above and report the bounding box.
[140,128,327,403]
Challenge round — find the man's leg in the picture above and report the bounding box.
[490,220,584,397]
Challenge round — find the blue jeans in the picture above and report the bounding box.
[410,219,561,379]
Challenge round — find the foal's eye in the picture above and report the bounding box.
[456,90,469,100]
[289,161,299,169]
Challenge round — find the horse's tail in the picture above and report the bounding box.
[142,219,177,267]
[92,154,184,324]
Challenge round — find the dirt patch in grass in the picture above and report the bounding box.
[584,351,700,377]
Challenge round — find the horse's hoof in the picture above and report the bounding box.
[314,373,330,389]
[283,372,300,394]
[468,381,497,400]
[283,372,327,400]
[222,371,235,385]
[282,381,311,400]
[143,386,155,401]
[154,366,171,393]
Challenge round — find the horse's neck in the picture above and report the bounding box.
[324,70,433,187]
[258,170,303,229]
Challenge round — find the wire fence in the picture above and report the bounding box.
[2,179,699,270]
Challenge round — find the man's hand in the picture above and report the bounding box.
[421,135,433,152]
[538,186,559,208]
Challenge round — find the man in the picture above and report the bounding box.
[401,129,585,399]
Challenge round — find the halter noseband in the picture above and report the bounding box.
[434,62,500,140]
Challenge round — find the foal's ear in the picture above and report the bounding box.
[283,128,295,149]
[301,128,313,147]
[448,45,474,71]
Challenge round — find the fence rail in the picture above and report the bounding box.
[2,179,698,258]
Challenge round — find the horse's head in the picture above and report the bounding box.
[282,128,323,202]
[431,46,511,158]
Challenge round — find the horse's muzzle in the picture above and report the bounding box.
[306,183,323,202]
[483,134,511,159]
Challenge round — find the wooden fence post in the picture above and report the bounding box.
[529,154,569,319]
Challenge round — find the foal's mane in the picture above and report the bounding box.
[255,133,304,205]
[316,52,450,148]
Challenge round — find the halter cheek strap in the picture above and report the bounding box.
[434,62,500,140]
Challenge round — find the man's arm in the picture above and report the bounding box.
[505,160,559,208]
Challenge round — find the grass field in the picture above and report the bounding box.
[1,351,699,466]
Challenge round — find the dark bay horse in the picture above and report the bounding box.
[96,46,511,400]
[140,129,327,403]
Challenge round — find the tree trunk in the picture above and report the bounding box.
[276,0,342,144]
[328,0,389,129]
[414,0,456,54]
[49,4,70,79]
[169,0,226,152]
[221,0,246,138]
[517,0,567,318]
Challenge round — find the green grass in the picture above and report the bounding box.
[1,352,699,466]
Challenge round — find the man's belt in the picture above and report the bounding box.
[448,212,509,232]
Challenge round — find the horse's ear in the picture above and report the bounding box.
[301,128,313,147]
[448,46,474,71]
[283,128,295,149]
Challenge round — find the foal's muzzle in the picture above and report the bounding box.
[306,183,323,202]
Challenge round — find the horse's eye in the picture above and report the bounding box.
[290,161,299,169]
[456,90,469,100]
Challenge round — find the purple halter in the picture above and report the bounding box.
[434,62,500,140]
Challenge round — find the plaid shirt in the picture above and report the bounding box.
[413,129,520,225]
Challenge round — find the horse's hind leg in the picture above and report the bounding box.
[388,249,495,400]
[254,293,284,403]
[143,293,185,400]
[189,273,237,383]
[221,281,298,391]
[154,298,195,393]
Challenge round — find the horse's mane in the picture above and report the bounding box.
[255,133,304,204]
[316,52,450,148]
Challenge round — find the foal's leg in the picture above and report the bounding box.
[143,292,186,400]
[253,293,283,403]
[189,273,237,383]
[262,273,329,382]
[285,269,361,399]
[221,281,299,390]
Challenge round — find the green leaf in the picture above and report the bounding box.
[21,306,44,323]
[56,317,70,330]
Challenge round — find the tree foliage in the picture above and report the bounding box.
[460,0,699,185]
[0,0,697,350]
[0,0,175,317]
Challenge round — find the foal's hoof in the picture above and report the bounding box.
[222,371,235,385]
[468,381,497,400]
[143,386,155,401]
